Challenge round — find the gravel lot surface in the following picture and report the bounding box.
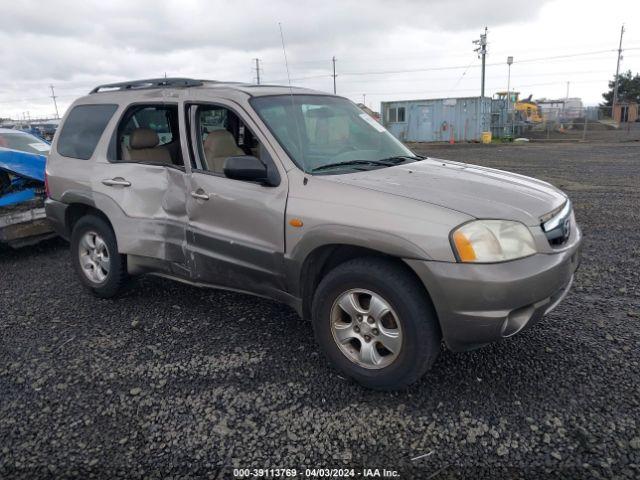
[1,141,639,479]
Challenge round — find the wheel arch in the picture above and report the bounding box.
[65,202,115,240]
[298,243,437,324]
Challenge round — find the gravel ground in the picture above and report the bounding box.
[1,141,639,479]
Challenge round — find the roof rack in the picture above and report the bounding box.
[89,77,203,94]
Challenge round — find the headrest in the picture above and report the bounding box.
[203,129,243,157]
[129,128,159,149]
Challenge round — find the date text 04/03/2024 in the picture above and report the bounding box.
[233,468,400,478]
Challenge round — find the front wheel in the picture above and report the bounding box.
[70,215,128,298]
[311,258,441,390]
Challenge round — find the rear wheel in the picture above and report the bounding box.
[312,257,441,390]
[70,215,128,298]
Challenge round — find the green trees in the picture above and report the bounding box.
[602,70,640,106]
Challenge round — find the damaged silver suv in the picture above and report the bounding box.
[46,78,581,389]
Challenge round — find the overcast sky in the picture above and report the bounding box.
[1,0,639,120]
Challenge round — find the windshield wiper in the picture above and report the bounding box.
[311,159,398,172]
[377,155,425,163]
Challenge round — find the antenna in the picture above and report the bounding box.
[278,22,307,172]
[279,23,293,89]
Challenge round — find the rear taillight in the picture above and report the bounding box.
[44,171,50,198]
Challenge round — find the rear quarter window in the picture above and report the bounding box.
[57,104,118,160]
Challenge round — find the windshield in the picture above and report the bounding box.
[251,95,415,174]
[0,131,50,155]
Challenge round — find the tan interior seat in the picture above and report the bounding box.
[203,129,244,173]
[123,128,173,164]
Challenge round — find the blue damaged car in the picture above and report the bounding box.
[0,128,55,247]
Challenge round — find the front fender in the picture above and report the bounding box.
[288,224,430,264]
[283,224,431,299]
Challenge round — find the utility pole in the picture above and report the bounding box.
[332,56,337,94]
[612,24,625,119]
[562,81,570,119]
[253,58,261,85]
[507,56,513,137]
[473,27,488,133]
[506,56,513,106]
[473,27,488,98]
[363,93,366,105]
[49,85,60,119]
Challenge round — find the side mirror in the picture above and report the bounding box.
[223,155,269,184]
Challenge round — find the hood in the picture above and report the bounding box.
[323,158,566,226]
[0,147,46,182]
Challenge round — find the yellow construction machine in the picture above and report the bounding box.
[496,92,543,123]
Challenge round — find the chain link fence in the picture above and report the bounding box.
[491,104,640,143]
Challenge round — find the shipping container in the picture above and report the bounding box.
[381,96,492,142]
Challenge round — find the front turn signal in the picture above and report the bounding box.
[452,230,477,262]
[289,218,304,228]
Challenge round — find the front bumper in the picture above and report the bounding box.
[406,229,582,352]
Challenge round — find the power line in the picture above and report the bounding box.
[3,52,637,107]
[259,42,640,67]
[447,57,477,96]
[339,79,610,97]
[335,68,621,85]
[247,48,640,84]
[264,47,634,83]
[260,44,640,73]
[2,45,640,109]
[338,48,640,77]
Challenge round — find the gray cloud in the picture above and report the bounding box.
[2,0,634,118]
[1,1,551,50]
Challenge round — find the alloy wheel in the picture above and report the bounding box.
[78,231,110,284]
[330,288,403,369]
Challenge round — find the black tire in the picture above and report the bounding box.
[312,257,441,390]
[70,214,128,298]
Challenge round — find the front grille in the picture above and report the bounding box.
[541,200,572,247]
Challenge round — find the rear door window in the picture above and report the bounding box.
[57,104,117,160]
[120,106,174,148]
[113,104,183,166]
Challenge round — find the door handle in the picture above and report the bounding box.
[102,178,131,187]
[191,190,210,201]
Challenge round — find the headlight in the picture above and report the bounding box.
[451,220,536,263]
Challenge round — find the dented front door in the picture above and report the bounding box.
[185,170,287,295]
[182,100,288,297]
